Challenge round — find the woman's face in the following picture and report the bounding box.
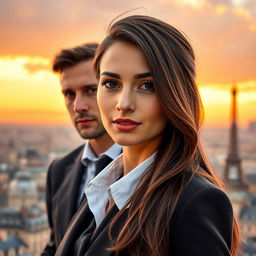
[97,41,167,149]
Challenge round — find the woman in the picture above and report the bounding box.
[74,15,239,256]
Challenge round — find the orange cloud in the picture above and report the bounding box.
[232,7,252,20]
[0,0,255,127]
[23,58,51,74]
[215,4,228,15]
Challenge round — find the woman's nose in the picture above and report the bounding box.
[115,89,135,113]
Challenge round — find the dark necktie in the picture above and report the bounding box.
[74,155,113,255]
[78,155,112,208]
[95,155,113,176]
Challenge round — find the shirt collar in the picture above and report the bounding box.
[85,152,156,210]
[81,140,122,165]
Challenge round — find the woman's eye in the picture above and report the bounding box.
[139,81,155,91]
[101,80,119,89]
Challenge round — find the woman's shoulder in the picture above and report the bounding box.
[181,173,229,203]
[170,174,234,255]
[176,174,232,217]
[173,173,233,221]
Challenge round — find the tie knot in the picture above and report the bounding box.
[95,155,112,176]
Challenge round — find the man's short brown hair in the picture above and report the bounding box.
[52,43,98,72]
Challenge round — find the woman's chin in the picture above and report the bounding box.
[111,137,140,147]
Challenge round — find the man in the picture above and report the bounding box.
[41,43,121,255]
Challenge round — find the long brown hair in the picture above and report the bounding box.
[94,15,239,256]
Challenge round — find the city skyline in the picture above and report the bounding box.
[0,0,255,127]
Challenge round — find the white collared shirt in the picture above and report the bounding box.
[77,141,122,205]
[85,153,156,227]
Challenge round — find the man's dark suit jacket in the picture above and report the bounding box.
[41,145,86,255]
[55,174,234,256]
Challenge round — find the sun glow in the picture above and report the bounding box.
[199,82,256,128]
[177,0,206,8]
[0,56,69,124]
[215,5,228,15]
[0,56,255,127]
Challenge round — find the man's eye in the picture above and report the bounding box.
[87,88,97,95]
[63,91,75,99]
[139,81,155,91]
[101,80,119,89]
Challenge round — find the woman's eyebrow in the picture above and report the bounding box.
[134,72,151,79]
[101,71,120,78]
[100,71,151,79]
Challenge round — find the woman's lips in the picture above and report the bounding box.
[112,118,141,131]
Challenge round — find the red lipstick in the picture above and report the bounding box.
[112,118,141,131]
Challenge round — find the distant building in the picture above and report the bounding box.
[247,173,256,194]
[0,206,49,256]
[224,85,248,190]
[242,237,256,256]
[8,171,38,209]
[0,230,28,256]
[228,191,249,218]
[0,170,49,255]
[0,168,9,207]
[0,185,8,208]
[240,196,256,240]
[25,150,44,168]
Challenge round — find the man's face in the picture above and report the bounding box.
[60,59,106,139]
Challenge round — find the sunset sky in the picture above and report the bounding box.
[0,0,255,128]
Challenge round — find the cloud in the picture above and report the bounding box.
[23,60,51,74]
[148,0,256,83]
[0,56,62,113]
[0,0,255,84]
[0,56,51,77]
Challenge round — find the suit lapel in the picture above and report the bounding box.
[54,148,85,244]
[55,200,94,256]
[56,201,129,256]
[90,205,119,241]
[82,206,129,256]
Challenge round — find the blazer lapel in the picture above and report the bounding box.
[83,206,129,256]
[55,200,94,256]
[56,203,129,256]
[54,149,85,244]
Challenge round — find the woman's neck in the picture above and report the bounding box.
[122,137,161,175]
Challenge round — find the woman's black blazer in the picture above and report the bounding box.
[56,174,234,256]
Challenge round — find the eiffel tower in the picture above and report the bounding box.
[224,84,248,190]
